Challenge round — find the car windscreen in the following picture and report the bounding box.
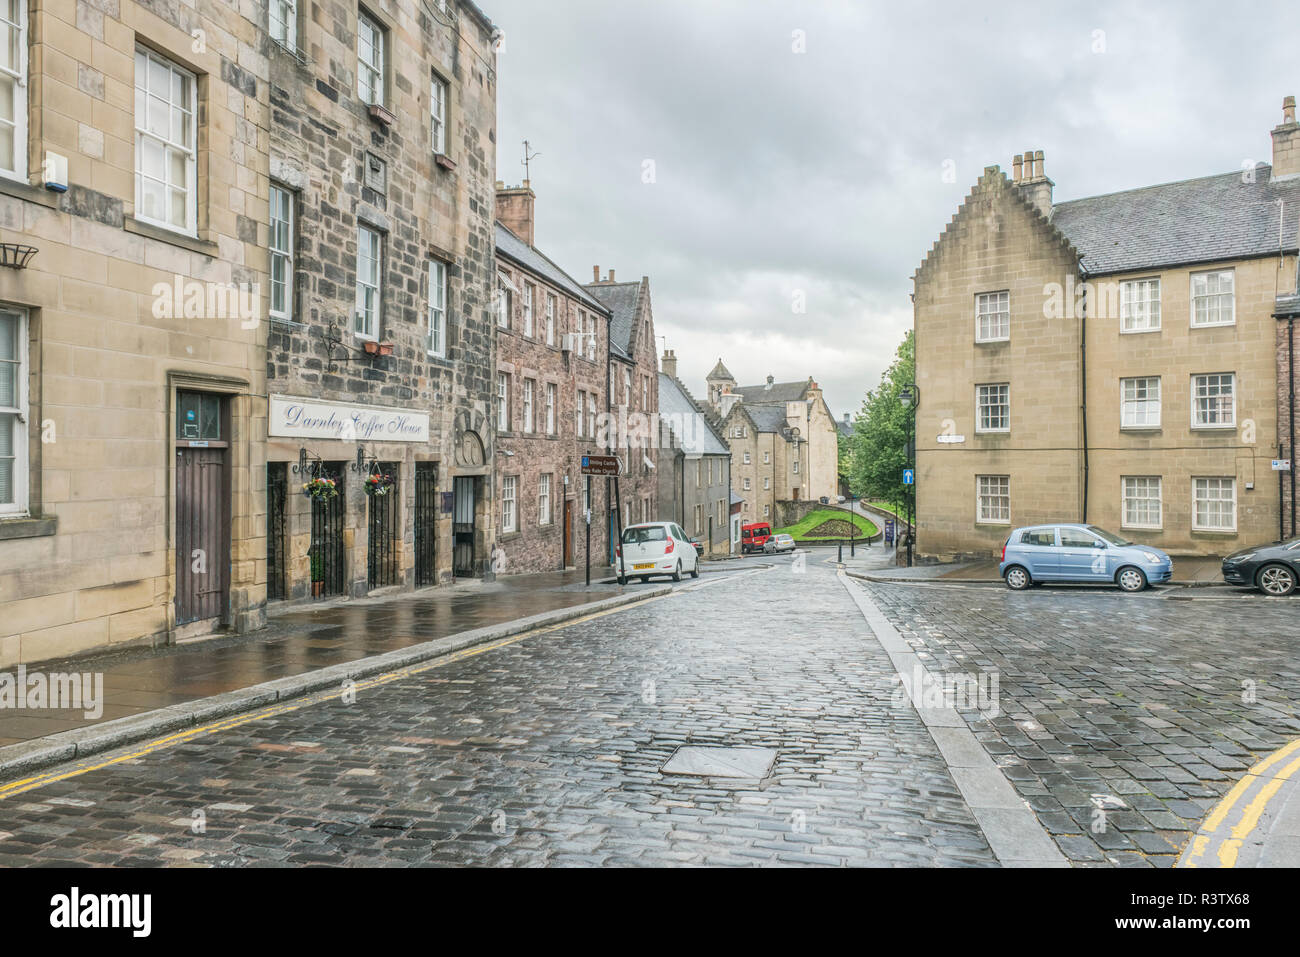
[1086,526,1132,546]
[622,526,666,544]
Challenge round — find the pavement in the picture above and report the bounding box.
[1,546,1297,867]
[0,566,694,750]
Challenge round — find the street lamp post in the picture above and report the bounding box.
[899,384,919,569]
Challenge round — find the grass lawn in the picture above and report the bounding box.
[775,508,878,541]
[866,500,904,519]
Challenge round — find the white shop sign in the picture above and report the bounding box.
[269,395,430,443]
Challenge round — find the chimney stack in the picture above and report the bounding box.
[1012,154,1024,183]
[495,181,537,246]
[719,391,739,417]
[1273,95,1300,180]
[661,348,677,378]
[1013,148,1053,216]
[593,265,600,282]
[608,269,615,282]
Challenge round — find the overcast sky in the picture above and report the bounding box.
[485,0,1298,420]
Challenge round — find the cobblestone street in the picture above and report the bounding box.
[2,557,1298,868]
[0,559,995,867]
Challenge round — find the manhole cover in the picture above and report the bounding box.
[661,746,778,779]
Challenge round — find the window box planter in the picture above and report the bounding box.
[362,340,394,357]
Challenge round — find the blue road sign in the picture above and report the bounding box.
[581,455,590,469]
[902,468,915,486]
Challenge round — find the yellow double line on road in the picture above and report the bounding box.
[1179,738,1300,867]
[0,592,678,804]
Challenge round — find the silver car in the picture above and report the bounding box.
[763,533,797,554]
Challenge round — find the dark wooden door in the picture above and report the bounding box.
[414,463,437,587]
[452,475,476,577]
[267,463,288,601]
[176,447,229,625]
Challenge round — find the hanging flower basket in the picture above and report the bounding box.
[363,473,395,497]
[302,476,338,501]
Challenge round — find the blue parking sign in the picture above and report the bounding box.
[903,468,915,486]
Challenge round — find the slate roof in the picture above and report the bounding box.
[658,374,729,456]
[495,223,610,315]
[744,403,792,434]
[707,358,734,381]
[733,379,811,405]
[584,281,641,361]
[836,416,854,438]
[1276,293,1300,317]
[1051,165,1300,275]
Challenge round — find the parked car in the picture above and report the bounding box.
[999,524,1173,592]
[616,522,700,584]
[689,537,704,558]
[741,522,772,554]
[1222,538,1300,596]
[763,533,797,554]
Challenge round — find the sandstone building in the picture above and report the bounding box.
[586,269,659,538]
[658,350,731,555]
[263,0,500,602]
[1,0,273,665]
[913,98,1300,561]
[704,361,840,523]
[493,182,614,575]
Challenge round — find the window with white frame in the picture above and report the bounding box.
[717,499,725,526]
[623,369,631,405]
[975,290,1010,342]
[0,0,27,179]
[427,259,446,356]
[576,389,585,437]
[763,451,770,464]
[538,474,551,526]
[1120,376,1160,428]
[522,379,534,434]
[269,185,294,321]
[1190,270,1234,327]
[501,475,517,533]
[763,504,770,517]
[0,307,27,515]
[270,0,296,51]
[357,10,385,106]
[743,478,751,490]
[1192,373,1235,428]
[430,73,447,154]
[545,383,556,434]
[587,393,596,439]
[1122,476,1162,529]
[497,373,509,431]
[641,376,648,410]
[763,477,770,490]
[586,313,596,360]
[355,225,381,338]
[135,48,196,234]
[497,277,512,329]
[1192,477,1236,531]
[545,294,555,346]
[1120,278,1161,332]
[793,459,799,474]
[696,460,702,488]
[976,383,1010,433]
[743,452,750,464]
[522,283,534,337]
[976,475,1010,524]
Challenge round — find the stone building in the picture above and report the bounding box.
[263,0,500,602]
[658,350,731,555]
[704,361,840,523]
[493,183,614,575]
[1274,98,1299,541]
[586,270,659,537]
[1,0,271,665]
[913,98,1300,562]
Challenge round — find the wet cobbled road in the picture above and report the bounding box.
[0,561,997,867]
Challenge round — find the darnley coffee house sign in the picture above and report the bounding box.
[269,395,430,443]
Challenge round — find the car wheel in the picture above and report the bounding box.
[1004,566,1031,590]
[1256,563,1297,597]
[690,563,699,579]
[672,561,682,583]
[1116,566,1147,592]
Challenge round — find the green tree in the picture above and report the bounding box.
[848,329,914,516]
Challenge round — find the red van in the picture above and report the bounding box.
[741,522,772,554]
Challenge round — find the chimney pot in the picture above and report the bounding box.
[608,269,615,281]
[1272,95,1300,178]
[1035,149,1045,179]
[593,265,600,282]
[1285,95,1298,125]
[1012,154,1024,183]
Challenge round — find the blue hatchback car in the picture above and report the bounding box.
[999,524,1173,592]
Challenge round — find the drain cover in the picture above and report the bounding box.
[661,746,778,779]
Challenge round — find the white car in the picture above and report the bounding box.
[763,533,797,554]
[616,522,700,584]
